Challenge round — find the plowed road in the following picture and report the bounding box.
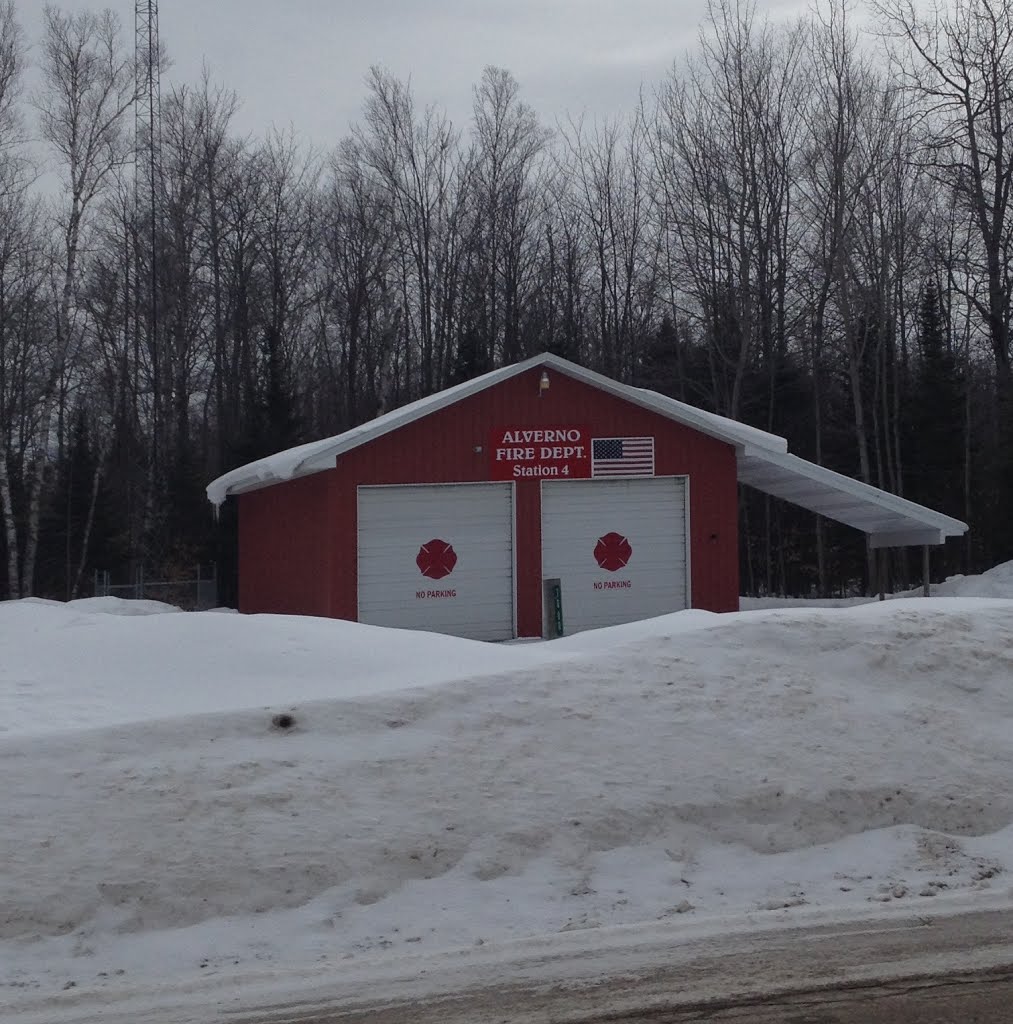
[13,904,1013,1023]
[246,968,1012,1023]
[231,906,1013,1024]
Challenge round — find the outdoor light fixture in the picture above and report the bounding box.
[538,370,550,397]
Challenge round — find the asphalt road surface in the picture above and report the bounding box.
[227,905,1013,1024]
[269,968,1013,1023]
[12,903,1013,1024]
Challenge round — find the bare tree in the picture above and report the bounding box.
[193,71,241,474]
[469,66,550,367]
[533,164,592,363]
[653,0,805,418]
[877,0,1013,383]
[25,6,135,595]
[0,195,44,599]
[0,0,25,598]
[800,0,913,590]
[0,0,26,190]
[355,68,467,394]
[560,112,657,381]
[253,127,321,444]
[0,0,30,597]
[800,1,900,485]
[318,137,394,428]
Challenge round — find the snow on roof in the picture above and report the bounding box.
[205,353,785,506]
[737,449,967,547]
[206,352,968,547]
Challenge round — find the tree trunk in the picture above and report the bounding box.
[71,434,112,599]
[0,442,19,598]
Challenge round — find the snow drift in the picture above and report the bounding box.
[2,574,1013,1012]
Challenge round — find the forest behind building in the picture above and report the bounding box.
[0,0,1010,604]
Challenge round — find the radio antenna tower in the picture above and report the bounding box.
[135,0,162,236]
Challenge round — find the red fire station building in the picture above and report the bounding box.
[207,353,967,640]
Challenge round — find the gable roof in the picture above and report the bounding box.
[206,352,967,547]
[206,353,786,505]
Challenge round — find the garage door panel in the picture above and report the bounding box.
[357,522,512,549]
[541,477,688,635]
[358,484,514,641]
[361,507,514,527]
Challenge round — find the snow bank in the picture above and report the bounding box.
[67,597,183,616]
[920,559,1013,599]
[743,558,1013,608]
[0,600,570,736]
[3,597,1013,1010]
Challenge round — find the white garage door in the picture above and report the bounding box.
[541,477,688,635]
[357,483,514,641]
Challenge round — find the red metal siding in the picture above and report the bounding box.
[322,367,738,633]
[238,366,739,628]
[239,471,332,616]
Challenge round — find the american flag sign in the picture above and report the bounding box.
[591,437,655,477]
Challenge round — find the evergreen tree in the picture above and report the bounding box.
[905,279,964,520]
[637,316,682,398]
[232,329,306,466]
[37,411,121,599]
[449,324,491,386]
[212,332,306,606]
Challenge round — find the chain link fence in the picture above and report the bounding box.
[93,565,219,610]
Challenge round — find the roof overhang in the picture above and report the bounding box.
[738,449,967,547]
[207,352,969,548]
[206,353,786,506]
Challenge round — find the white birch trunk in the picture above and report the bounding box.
[0,441,19,597]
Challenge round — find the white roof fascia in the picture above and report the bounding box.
[738,449,967,545]
[206,353,788,504]
[205,356,546,505]
[868,528,946,549]
[536,356,787,455]
[297,357,548,472]
[208,355,969,549]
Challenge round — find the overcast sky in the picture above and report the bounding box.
[23,0,805,150]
